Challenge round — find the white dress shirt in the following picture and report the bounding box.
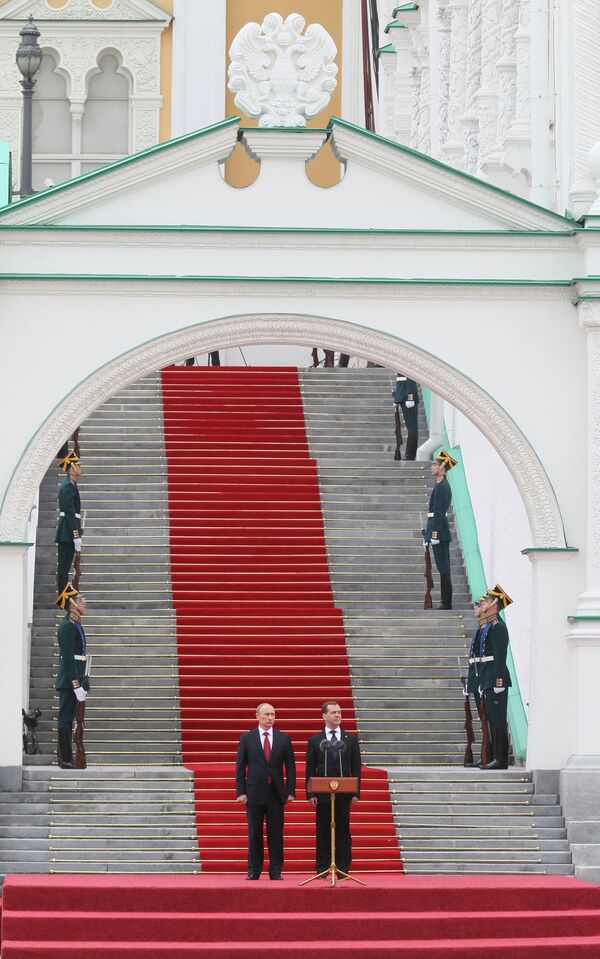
[258,726,273,751]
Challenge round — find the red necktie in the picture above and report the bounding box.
[263,731,271,761]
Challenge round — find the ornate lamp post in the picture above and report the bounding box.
[15,14,42,198]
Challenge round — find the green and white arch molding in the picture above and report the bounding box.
[0,313,565,548]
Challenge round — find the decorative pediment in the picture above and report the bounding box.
[0,0,170,22]
[0,116,576,233]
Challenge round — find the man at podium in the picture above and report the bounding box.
[305,701,362,877]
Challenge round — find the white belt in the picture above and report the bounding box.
[468,656,494,664]
[59,512,81,518]
[396,376,407,381]
[74,654,86,661]
[427,512,447,518]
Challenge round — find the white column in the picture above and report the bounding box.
[461,0,483,174]
[416,9,431,156]
[379,49,400,141]
[525,551,577,769]
[70,101,84,179]
[0,545,29,772]
[434,0,452,160]
[389,24,416,146]
[171,0,226,137]
[476,0,501,175]
[529,0,552,207]
[503,0,531,181]
[442,0,468,167]
[342,0,364,126]
[483,0,518,170]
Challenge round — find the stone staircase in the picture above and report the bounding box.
[389,768,572,875]
[15,373,201,879]
[8,364,574,881]
[300,367,573,876]
[30,373,182,766]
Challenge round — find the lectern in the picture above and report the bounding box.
[300,776,366,888]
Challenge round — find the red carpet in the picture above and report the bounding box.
[160,367,402,873]
[3,875,600,957]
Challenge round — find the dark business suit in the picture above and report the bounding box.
[235,727,296,877]
[305,728,361,874]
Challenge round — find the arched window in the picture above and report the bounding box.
[30,49,131,190]
[31,51,72,191]
[81,53,130,165]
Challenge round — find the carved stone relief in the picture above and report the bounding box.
[462,0,482,174]
[227,12,338,128]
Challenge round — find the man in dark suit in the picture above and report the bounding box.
[235,703,296,880]
[305,701,361,877]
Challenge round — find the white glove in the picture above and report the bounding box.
[478,687,482,695]
[405,400,415,408]
[74,687,87,702]
[430,538,439,546]
[73,537,82,553]
[493,686,505,694]
[422,540,428,548]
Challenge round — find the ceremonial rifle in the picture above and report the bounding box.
[420,511,434,609]
[311,348,320,368]
[394,404,403,461]
[458,657,475,767]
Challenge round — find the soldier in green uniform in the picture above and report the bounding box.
[54,584,90,769]
[466,595,493,766]
[54,451,83,597]
[478,584,513,770]
[424,449,457,609]
[393,374,419,460]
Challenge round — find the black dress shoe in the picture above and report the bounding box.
[269,875,283,880]
[437,604,452,610]
[482,759,508,770]
[246,873,260,880]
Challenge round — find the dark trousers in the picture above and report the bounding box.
[315,795,352,873]
[483,688,509,767]
[432,541,452,608]
[57,542,75,593]
[400,404,418,460]
[58,688,77,728]
[338,354,350,367]
[246,783,284,876]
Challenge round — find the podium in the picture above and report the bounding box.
[299,776,366,888]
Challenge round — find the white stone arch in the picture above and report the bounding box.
[0,312,565,548]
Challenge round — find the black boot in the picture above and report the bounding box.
[483,729,508,770]
[438,573,453,609]
[57,725,74,769]
[405,432,418,460]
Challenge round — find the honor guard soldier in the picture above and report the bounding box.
[466,595,492,766]
[54,584,90,769]
[424,449,457,609]
[478,584,513,770]
[393,374,419,460]
[54,451,83,597]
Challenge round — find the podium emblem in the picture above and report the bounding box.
[329,779,339,790]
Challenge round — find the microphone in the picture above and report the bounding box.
[319,738,330,776]
[336,739,347,776]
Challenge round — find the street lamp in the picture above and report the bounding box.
[15,14,42,198]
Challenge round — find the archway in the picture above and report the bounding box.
[0,313,565,548]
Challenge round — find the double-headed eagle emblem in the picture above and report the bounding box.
[228,12,338,128]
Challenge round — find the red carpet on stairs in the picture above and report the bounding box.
[3,875,600,957]
[160,366,403,874]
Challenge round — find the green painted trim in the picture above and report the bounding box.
[328,117,574,226]
[393,2,419,11]
[384,21,405,31]
[0,117,240,217]
[0,273,573,287]
[521,547,578,554]
[378,43,396,54]
[0,142,10,207]
[421,394,528,760]
[0,225,580,236]
[567,615,600,622]
[0,541,34,547]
